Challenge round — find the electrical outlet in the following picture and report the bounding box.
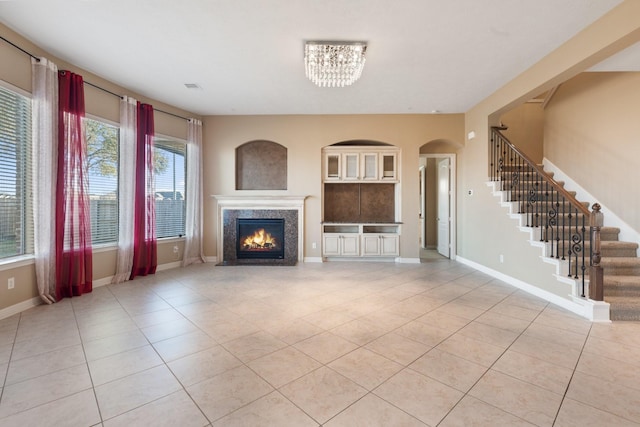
[173,245,179,253]
[8,277,15,290]
[499,254,504,263]
[312,242,317,249]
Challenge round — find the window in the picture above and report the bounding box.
[0,83,32,259]
[154,136,186,238]
[85,117,118,245]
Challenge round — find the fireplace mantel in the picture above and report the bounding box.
[213,195,308,263]
[213,195,307,208]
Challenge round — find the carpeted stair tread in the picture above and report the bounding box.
[598,228,622,241]
[584,241,639,252]
[604,276,640,297]
[601,241,638,249]
[604,275,640,285]
[600,257,640,267]
[606,296,640,321]
[600,257,640,276]
[590,241,639,257]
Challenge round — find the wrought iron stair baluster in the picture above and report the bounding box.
[488,127,591,297]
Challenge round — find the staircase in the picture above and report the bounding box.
[490,127,640,321]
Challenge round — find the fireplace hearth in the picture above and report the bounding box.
[236,218,285,259]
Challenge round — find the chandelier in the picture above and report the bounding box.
[304,41,367,88]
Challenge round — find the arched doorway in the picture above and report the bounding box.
[419,139,461,260]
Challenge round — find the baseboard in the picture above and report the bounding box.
[156,261,182,272]
[543,158,640,245]
[205,256,218,263]
[94,258,193,287]
[456,255,607,321]
[323,257,398,262]
[0,259,206,321]
[304,257,324,263]
[397,257,421,264]
[0,296,42,320]
[93,276,113,288]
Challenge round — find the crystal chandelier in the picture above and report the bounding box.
[304,41,367,88]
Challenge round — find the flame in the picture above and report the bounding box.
[242,228,277,249]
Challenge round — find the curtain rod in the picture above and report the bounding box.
[83,82,190,121]
[153,108,191,121]
[83,80,123,99]
[0,35,40,61]
[2,35,191,122]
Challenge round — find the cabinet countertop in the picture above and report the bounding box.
[322,221,403,225]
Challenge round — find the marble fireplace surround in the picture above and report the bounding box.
[213,195,307,265]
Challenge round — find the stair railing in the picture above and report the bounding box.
[489,127,593,297]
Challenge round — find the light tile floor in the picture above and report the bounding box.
[1,257,639,426]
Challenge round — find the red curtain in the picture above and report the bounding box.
[56,71,92,300]
[130,103,157,279]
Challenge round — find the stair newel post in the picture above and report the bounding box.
[589,203,604,301]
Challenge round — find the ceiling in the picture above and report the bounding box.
[0,0,629,116]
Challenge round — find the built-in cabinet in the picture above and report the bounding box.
[322,145,401,259]
[324,147,398,182]
[323,224,400,257]
[361,225,400,256]
[322,225,360,256]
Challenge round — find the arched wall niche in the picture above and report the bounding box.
[236,140,287,190]
[331,139,394,147]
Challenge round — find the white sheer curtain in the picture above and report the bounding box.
[31,57,58,304]
[111,96,137,283]
[182,118,206,266]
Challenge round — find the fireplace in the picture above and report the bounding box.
[236,218,285,259]
[214,195,307,265]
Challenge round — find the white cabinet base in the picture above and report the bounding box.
[323,224,400,258]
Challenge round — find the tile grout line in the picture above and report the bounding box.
[0,312,22,420]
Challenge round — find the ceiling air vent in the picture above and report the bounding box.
[184,83,201,89]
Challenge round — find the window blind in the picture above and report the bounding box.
[85,117,119,245]
[153,136,186,238]
[0,84,33,258]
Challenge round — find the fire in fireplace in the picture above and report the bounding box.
[236,218,285,259]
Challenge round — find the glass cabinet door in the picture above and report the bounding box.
[361,153,378,180]
[343,153,359,180]
[325,153,340,179]
[381,153,397,179]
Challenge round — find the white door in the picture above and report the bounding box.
[437,158,450,257]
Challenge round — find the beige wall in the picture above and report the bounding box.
[544,72,640,232]
[500,102,545,164]
[461,0,640,301]
[0,23,198,312]
[202,114,464,260]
